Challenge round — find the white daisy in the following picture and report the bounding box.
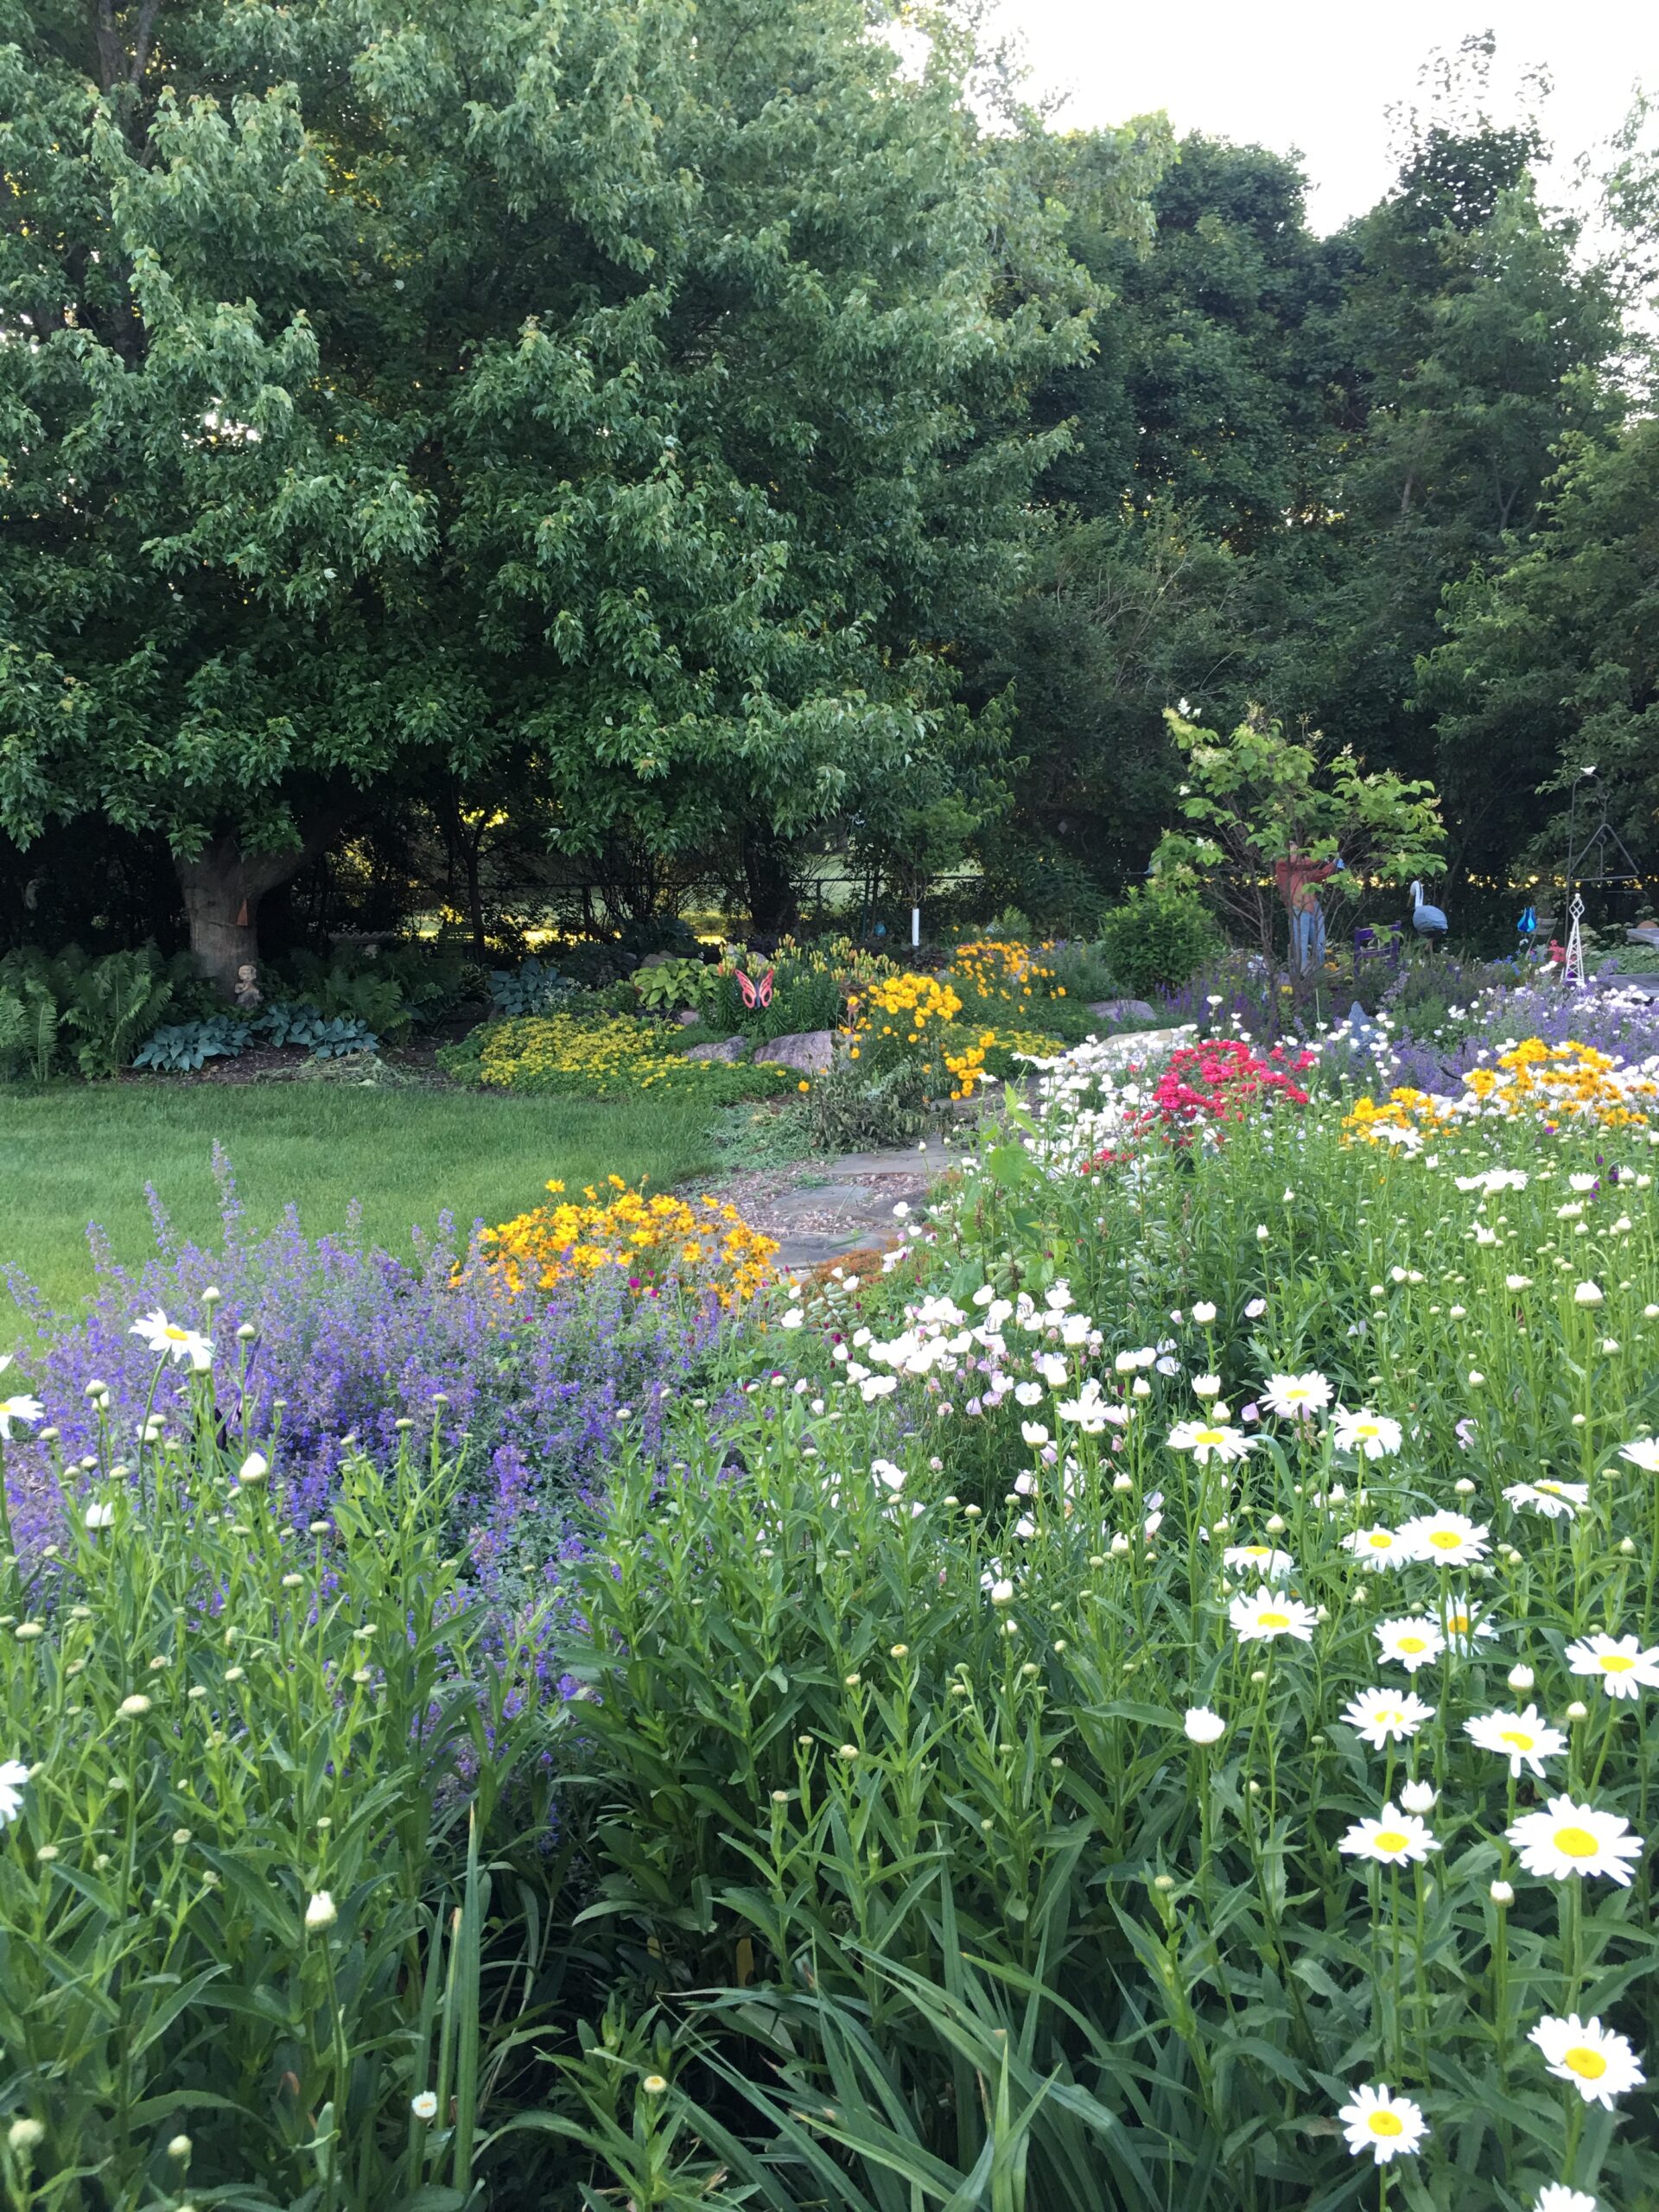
[1528,2013,1645,2107]
[1438,1596,1499,1652]
[1506,1796,1643,1886]
[1338,1802,1440,1866]
[1619,1438,1659,1473]
[129,1310,213,1371]
[0,1759,29,1825]
[1464,1707,1567,1778]
[1535,2188,1596,2212]
[1228,1588,1319,1644]
[1182,1707,1226,1745]
[1332,1408,1403,1459]
[1340,1525,1410,1571]
[1261,1371,1332,1419]
[1503,1480,1588,1521]
[0,1395,44,1440]
[1399,1510,1489,1567]
[1337,2082,1427,2164]
[1341,1687,1435,1747]
[1564,1633,1659,1700]
[1373,1616,1446,1674]
[1223,1544,1294,1579]
[1166,1420,1251,1465]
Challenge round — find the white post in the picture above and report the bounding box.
[911,905,920,949]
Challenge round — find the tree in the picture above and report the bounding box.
[1150,707,1446,960]
[1418,421,1659,883]
[0,0,1090,985]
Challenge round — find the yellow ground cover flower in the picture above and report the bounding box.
[1344,1039,1659,1145]
[476,1179,778,1306]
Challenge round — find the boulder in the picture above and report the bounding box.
[675,1008,702,1027]
[756,1027,836,1073]
[1087,998,1158,1025]
[684,1035,751,1063]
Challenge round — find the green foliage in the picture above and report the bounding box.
[1097,881,1220,995]
[632,960,717,1017]
[0,945,190,1080]
[0,0,1090,969]
[0,1411,553,2207]
[490,958,578,1020]
[131,1015,251,1072]
[800,1051,932,1152]
[1152,709,1446,957]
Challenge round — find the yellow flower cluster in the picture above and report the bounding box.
[944,1027,1067,1100]
[1344,1039,1659,1145]
[950,939,1065,1006]
[844,973,963,1069]
[477,1177,778,1306]
[476,1014,721,1096]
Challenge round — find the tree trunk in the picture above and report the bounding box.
[741,826,799,935]
[175,813,353,996]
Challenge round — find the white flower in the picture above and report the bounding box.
[304,1891,339,1931]
[858,1376,896,1403]
[1573,1281,1603,1306]
[1564,1632,1659,1700]
[1506,1796,1643,1885]
[0,1759,29,1825]
[1535,2188,1596,2212]
[1223,1544,1294,1579]
[988,1580,1014,1605]
[1166,1420,1250,1465]
[1020,1421,1049,1448]
[870,1458,906,1492]
[1400,1778,1437,1814]
[1338,1802,1440,1866]
[1244,1297,1267,1318]
[1228,1588,1318,1644]
[1332,1408,1402,1459]
[1191,1301,1217,1324]
[1619,1438,1659,1473]
[1503,1480,1587,1521]
[1399,1510,1488,1567]
[1438,1596,1497,1651]
[778,1307,804,1329]
[1192,1374,1222,1399]
[1341,1525,1410,1571]
[0,1395,44,1440]
[82,1501,115,1530]
[1056,1379,1109,1432]
[1340,1688,1435,1747]
[1529,2013,1645,2107]
[1261,1371,1332,1418]
[1338,2082,1427,2164]
[1505,1274,1533,1292]
[1014,1382,1044,1408]
[1183,1707,1226,1745]
[129,1310,213,1370]
[1373,1616,1446,1674]
[410,2091,439,2121]
[1465,1707,1567,1778]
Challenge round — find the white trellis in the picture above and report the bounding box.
[1561,890,1587,990]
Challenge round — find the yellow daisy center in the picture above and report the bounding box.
[1258,1611,1290,1630]
[1398,1636,1428,1655]
[1427,1530,1461,1550]
[1368,2110,1405,2136]
[1554,1826,1600,1859]
[1499,1730,1535,1750]
[163,1325,189,1342]
[1599,1655,1636,1673]
[1564,2047,1607,2081]
[1196,1430,1224,1446]
[1373,1829,1408,1853]
[1366,1533,1393,1548]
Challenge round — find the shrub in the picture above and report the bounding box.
[1098,880,1220,995]
[447,1012,797,1103]
[489,955,576,1018]
[801,1049,932,1150]
[0,944,194,1079]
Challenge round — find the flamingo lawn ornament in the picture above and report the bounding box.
[1409,880,1448,945]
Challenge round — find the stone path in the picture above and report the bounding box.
[709,1138,966,1271]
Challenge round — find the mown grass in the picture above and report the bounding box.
[3,1079,719,1322]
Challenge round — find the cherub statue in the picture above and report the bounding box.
[233,963,263,1011]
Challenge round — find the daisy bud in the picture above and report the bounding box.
[168,2136,192,2164]
[1153,1873,1175,1891]
[1567,1701,1589,1722]
[7,2119,44,2154]
[1454,1478,1475,1495]
[1265,1514,1286,1535]
[641,2075,668,2096]
[410,2092,438,2121]
[1619,1536,1637,1555]
[1401,1780,1436,1814]
[1489,1880,1514,1906]
[237,1452,269,1485]
[304,1891,338,1932]
[1507,1664,1535,1692]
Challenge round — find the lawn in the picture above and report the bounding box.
[3,1080,720,1322]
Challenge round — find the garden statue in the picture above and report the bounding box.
[1274,848,1343,974]
[232,963,263,1012]
[1408,880,1449,946]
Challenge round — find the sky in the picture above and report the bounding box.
[985,0,1655,231]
